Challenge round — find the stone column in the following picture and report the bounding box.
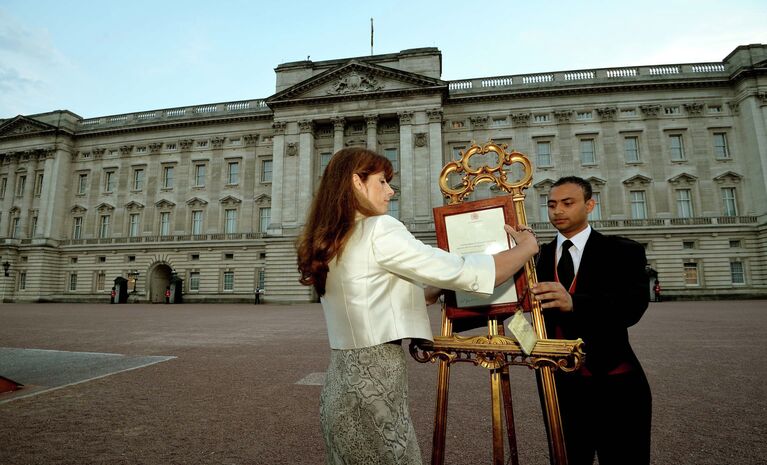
[268,121,287,235]
[18,153,38,237]
[0,155,19,237]
[332,117,345,153]
[427,109,445,210]
[365,114,378,150]
[398,111,414,224]
[34,148,59,238]
[298,120,314,226]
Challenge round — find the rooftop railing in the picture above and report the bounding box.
[78,99,271,129]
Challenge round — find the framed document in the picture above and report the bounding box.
[433,196,531,321]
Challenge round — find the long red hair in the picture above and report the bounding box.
[296,147,393,296]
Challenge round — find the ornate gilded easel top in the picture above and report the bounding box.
[439,141,533,204]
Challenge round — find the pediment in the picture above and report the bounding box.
[533,178,557,190]
[96,202,115,212]
[70,205,87,214]
[0,115,58,139]
[668,172,698,185]
[219,195,242,205]
[125,201,145,210]
[622,174,653,186]
[267,61,446,106]
[155,199,176,209]
[585,176,606,186]
[186,197,208,207]
[713,171,743,183]
[254,194,271,205]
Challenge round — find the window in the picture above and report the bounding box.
[194,164,206,187]
[99,215,110,238]
[580,139,596,165]
[536,141,552,167]
[683,262,699,285]
[708,105,722,113]
[96,272,105,291]
[225,253,234,260]
[191,254,200,261]
[30,216,37,236]
[491,117,507,127]
[319,152,332,174]
[104,171,115,192]
[223,271,234,291]
[73,217,83,239]
[19,272,26,290]
[136,146,147,153]
[729,240,741,248]
[0,177,6,197]
[227,161,240,184]
[730,261,745,284]
[129,214,140,237]
[162,166,174,189]
[713,133,729,159]
[70,257,78,264]
[683,241,695,249]
[257,270,266,289]
[261,160,273,182]
[11,217,20,238]
[388,199,399,219]
[165,143,177,151]
[259,207,271,233]
[225,209,237,234]
[451,120,465,129]
[534,114,550,123]
[721,187,738,216]
[624,136,640,163]
[669,135,685,161]
[576,111,593,121]
[190,272,200,291]
[78,174,87,195]
[676,189,694,218]
[133,169,144,190]
[664,106,680,115]
[630,191,647,219]
[69,273,78,291]
[621,108,637,117]
[35,173,43,196]
[99,256,106,262]
[383,148,399,172]
[589,192,602,220]
[16,175,26,196]
[192,210,203,235]
[160,212,170,236]
[452,146,466,160]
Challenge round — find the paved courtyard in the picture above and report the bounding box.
[0,300,765,465]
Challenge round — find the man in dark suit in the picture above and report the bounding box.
[531,176,651,465]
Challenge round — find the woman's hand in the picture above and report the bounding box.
[505,225,539,256]
[424,286,443,305]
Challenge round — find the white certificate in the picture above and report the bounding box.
[444,207,519,307]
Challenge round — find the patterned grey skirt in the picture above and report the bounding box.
[320,342,423,465]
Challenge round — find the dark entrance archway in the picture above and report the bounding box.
[149,264,173,303]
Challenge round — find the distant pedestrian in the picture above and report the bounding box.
[165,287,171,304]
[654,279,662,302]
[110,287,116,304]
[255,288,263,304]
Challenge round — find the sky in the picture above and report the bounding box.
[1,0,766,119]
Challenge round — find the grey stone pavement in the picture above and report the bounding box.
[0,300,765,465]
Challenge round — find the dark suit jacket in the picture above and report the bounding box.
[537,229,649,374]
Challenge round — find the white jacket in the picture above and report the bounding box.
[321,214,495,349]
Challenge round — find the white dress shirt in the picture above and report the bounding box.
[321,214,496,349]
[555,225,592,275]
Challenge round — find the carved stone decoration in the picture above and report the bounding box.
[286,142,298,157]
[7,123,40,136]
[148,143,162,153]
[298,120,314,133]
[727,101,740,115]
[344,139,367,148]
[272,121,287,134]
[414,133,428,148]
[596,107,618,121]
[70,205,88,214]
[255,194,272,205]
[326,71,383,95]
[154,199,176,209]
[365,114,378,129]
[96,202,115,213]
[713,171,743,184]
[683,103,704,115]
[668,173,698,186]
[92,148,106,159]
[40,147,56,159]
[470,115,488,129]
[179,139,194,151]
[511,113,531,126]
[208,137,224,149]
[640,105,661,118]
[554,110,573,123]
[243,134,259,146]
[622,174,653,187]
[219,195,242,206]
[758,93,767,106]
[398,111,413,125]
[186,197,208,207]
[427,109,443,123]
[331,117,345,131]
[125,201,145,211]
[119,145,134,156]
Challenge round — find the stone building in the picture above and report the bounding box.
[0,44,765,303]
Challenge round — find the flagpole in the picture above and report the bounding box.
[370,18,374,55]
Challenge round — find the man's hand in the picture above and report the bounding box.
[531,282,573,312]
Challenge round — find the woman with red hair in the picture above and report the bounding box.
[297,147,537,465]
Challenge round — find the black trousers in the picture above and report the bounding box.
[548,368,652,465]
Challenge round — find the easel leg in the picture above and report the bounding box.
[539,367,568,465]
[432,359,450,465]
[490,369,505,465]
[500,365,520,465]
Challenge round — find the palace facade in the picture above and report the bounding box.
[1,44,765,303]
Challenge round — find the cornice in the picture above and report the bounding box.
[73,113,272,139]
[267,85,448,109]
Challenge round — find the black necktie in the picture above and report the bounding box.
[558,240,575,290]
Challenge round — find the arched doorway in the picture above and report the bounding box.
[149,264,173,303]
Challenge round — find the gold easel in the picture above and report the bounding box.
[409,141,585,465]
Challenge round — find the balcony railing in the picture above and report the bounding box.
[529,216,757,231]
[58,232,266,246]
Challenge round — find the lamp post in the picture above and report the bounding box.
[1,261,10,304]
[128,269,139,293]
